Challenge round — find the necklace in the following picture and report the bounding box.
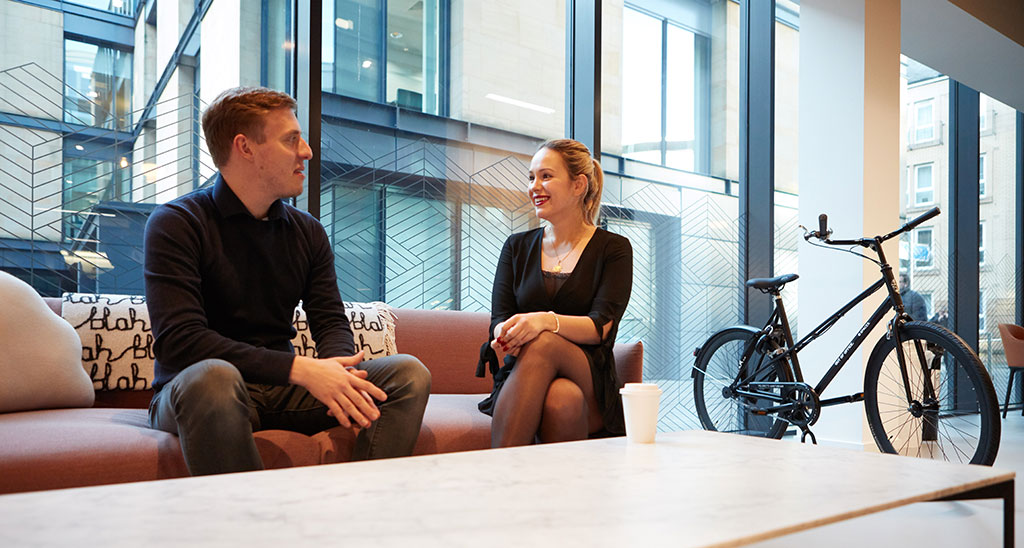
[551,235,581,273]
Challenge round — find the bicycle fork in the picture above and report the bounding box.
[891,321,941,442]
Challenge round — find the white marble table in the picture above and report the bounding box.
[0,430,1014,547]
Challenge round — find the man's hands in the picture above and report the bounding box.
[289,351,387,429]
[491,312,558,357]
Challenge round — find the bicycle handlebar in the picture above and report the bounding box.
[806,207,941,247]
[882,206,940,240]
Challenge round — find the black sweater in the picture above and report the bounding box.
[144,174,354,392]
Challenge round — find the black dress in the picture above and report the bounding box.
[476,227,634,434]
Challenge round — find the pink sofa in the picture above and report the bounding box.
[0,301,643,494]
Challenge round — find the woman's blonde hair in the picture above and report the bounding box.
[538,139,604,225]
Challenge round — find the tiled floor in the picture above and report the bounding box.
[749,413,1024,547]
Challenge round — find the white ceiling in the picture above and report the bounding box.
[901,0,1024,111]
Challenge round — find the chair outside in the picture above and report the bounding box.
[996,323,1024,418]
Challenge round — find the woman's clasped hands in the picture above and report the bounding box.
[491,311,558,357]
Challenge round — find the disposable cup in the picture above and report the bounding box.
[620,383,661,443]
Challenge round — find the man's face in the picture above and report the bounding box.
[899,275,909,291]
[250,108,313,200]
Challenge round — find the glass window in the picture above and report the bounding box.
[900,56,948,359]
[62,155,129,242]
[386,0,441,113]
[914,227,933,268]
[979,289,986,333]
[612,2,723,177]
[920,292,933,320]
[774,1,800,335]
[978,221,985,266]
[914,163,933,205]
[979,93,989,132]
[64,0,133,16]
[620,7,664,165]
[978,95,1017,401]
[979,153,988,198]
[265,0,295,93]
[64,38,132,129]
[914,99,934,143]
[665,22,699,171]
[323,0,385,104]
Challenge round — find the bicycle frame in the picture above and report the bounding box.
[735,238,919,408]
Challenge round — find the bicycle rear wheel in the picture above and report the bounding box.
[693,327,792,438]
[864,321,1000,465]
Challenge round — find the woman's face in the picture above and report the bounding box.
[528,147,585,223]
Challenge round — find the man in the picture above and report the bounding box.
[898,272,928,321]
[144,87,430,475]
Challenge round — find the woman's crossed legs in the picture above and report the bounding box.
[491,331,603,447]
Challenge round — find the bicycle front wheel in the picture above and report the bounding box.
[693,327,792,439]
[864,321,1000,465]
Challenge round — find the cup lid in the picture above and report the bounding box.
[620,383,660,392]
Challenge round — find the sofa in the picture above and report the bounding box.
[0,296,643,495]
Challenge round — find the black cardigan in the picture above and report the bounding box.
[477,227,633,434]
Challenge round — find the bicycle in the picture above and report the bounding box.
[691,207,1001,465]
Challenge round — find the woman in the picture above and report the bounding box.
[476,138,633,447]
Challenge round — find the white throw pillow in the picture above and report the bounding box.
[292,301,398,360]
[61,293,153,391]
[0,272,94,412]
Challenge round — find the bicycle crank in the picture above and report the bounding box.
[780,383,821,428]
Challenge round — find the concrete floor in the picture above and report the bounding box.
[749,413,1023,547]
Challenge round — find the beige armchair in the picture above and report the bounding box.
[996,323,1024,418]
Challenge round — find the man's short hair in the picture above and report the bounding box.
[201,87,297,168]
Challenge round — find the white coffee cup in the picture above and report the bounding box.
[619,383,661,443]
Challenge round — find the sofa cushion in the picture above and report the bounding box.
[411,393,493,455]
[0,408,324,494]
[0,272,94,413]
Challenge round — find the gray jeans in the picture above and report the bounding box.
[149,354,431,476]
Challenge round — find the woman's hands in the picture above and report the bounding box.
[491,312,558,357]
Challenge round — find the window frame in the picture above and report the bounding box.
[914,226,934,269]
[978,152,988,198]
[914,163,935,206]
[913,98,935,143]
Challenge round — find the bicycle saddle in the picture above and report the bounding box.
[745,273,799,290]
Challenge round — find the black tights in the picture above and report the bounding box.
[491,332,603,447]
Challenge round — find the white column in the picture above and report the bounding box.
[798,0,900,450]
